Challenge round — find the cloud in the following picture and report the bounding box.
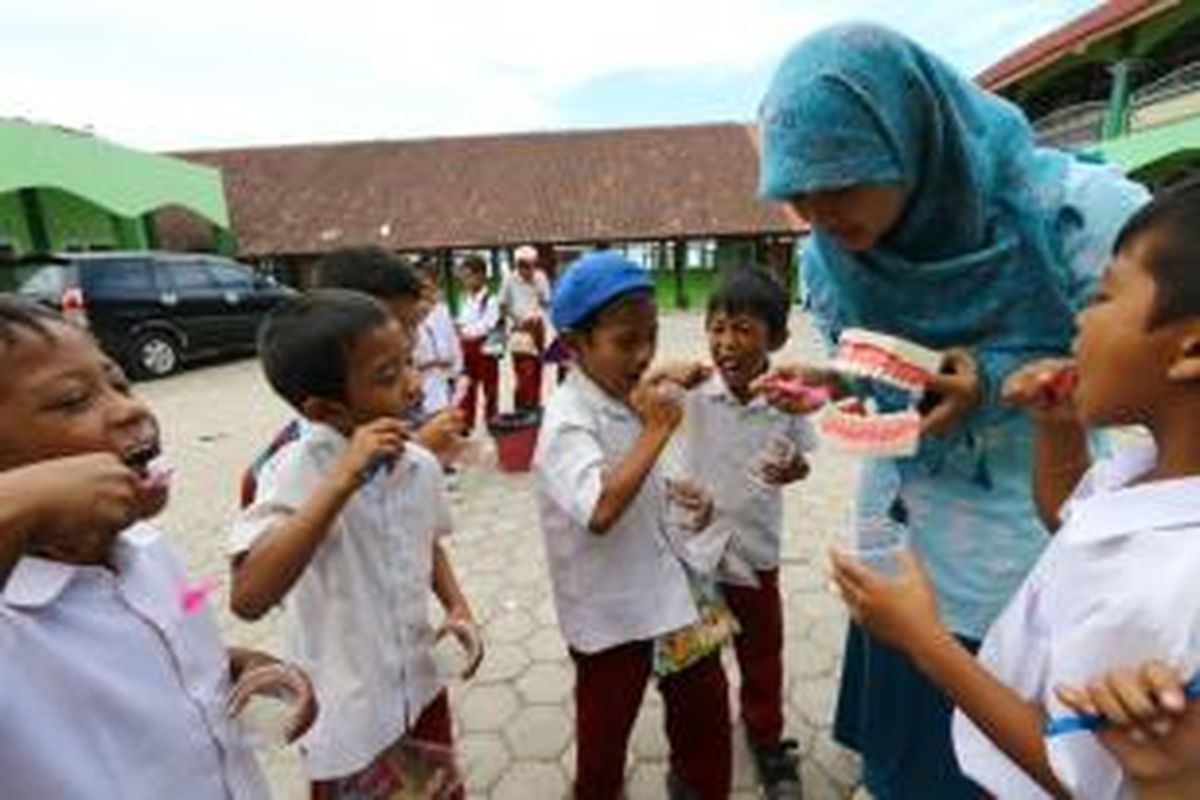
[1,0,1099,150]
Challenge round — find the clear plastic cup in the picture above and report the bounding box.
[838,515,909,577]
[433,621,482,683]
[746,434,797,491]
[664,478,709,533]
[226,663,309,748]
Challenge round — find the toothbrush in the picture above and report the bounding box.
[1045,674,1200,737]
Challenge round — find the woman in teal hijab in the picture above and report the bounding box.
[757,23,1148,799]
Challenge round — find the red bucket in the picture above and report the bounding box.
[488,411,541,473]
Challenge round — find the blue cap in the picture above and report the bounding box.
[550,251,653,330]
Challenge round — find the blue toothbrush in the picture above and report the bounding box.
[1045,674,1200,737]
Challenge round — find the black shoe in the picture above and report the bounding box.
[665,770,700,800]
[749,738,803,800]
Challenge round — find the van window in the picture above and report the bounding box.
[165,262,218,293]
[0,263,72,295]
[208,262,253,292]
[85,260,154,296]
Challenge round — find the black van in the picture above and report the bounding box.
[0,251,294,378]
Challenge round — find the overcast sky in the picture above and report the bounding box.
[3,0,1098,152]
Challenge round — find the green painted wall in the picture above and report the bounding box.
[39,188,121,250]
[0,192,32,252]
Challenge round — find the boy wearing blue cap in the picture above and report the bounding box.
[534,251,732,800]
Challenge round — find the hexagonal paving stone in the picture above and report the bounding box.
[516,661,573,705]
[504,705,572,760]
[491,761,567,800]
[627,761,668,800]
[485,610,537,644]
[791,677,837,727]
[459,683,520,733]
[456,732,511,793]
[473,641,530,684]
[629,706,668,760]
[524,627,568,662]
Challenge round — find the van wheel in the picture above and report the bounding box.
[130,331,181,378]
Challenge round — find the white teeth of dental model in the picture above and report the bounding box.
[831,328,944,397]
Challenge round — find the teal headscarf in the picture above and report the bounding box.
[758,23,1082,438]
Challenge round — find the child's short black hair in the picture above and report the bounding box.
[706,266,789,339]
[313,247,423,301]
[459,255,488,277]
[1114,180,1200,328]
[258,289,392,409]
[0,294,64,347]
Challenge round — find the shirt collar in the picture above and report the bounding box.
[698,371,772,412]
[1063,442,1200,543]
[300,419,418,477]
[3,525,147,609]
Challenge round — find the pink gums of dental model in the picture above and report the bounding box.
[818,398,922,457]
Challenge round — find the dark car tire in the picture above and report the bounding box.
[129,330,183,379]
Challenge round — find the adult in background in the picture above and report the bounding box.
[499,244,551,411]
[755,23,1148,799]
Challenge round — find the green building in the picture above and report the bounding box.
[0,119,233,256]
[980,0,1200,186]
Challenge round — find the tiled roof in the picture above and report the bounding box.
[978,0,1169,90]
[166,123,801,257]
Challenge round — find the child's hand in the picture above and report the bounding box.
[1001,358,1078,425]
[630,381,684,434]
[17,453,163,563]
[1057,663,1200,787]
[761,452,810,486]
[751,364,844,415]
[415,409,466,461]
[830,547,943,653]
[1056,661,1190,740]
[644,361,712,391]
[334,418,408,491]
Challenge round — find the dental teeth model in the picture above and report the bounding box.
[831,328,944,396]
[817,397,923,457]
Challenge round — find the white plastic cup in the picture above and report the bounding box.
[746,434,796,491]
[226,663,308,749]
[434,621,482,683]
[838,515,908,577]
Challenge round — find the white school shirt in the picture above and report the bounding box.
[953,442,1200,800]
[230,422,452,780]
[457,288,500,340]
[534,369,698,654]
[675,374,816,581]
[0,524,269,800]
[415,302,464,416]
[498,270,550,323]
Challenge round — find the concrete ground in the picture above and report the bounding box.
[140,310,866,799]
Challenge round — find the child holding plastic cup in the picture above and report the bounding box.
[0,295,314,800]
[535,251,732,800]
[230,290,479,799]
[675,266,815,797]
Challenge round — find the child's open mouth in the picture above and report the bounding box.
[122,439,162,478]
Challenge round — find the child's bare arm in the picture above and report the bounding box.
[432,541,472,623]
[588,382,681,535]
[1001,359,1090,531]
[230,419,406,620]
[832,550,1069,798]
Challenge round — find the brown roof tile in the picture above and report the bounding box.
[167,123,801,257]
